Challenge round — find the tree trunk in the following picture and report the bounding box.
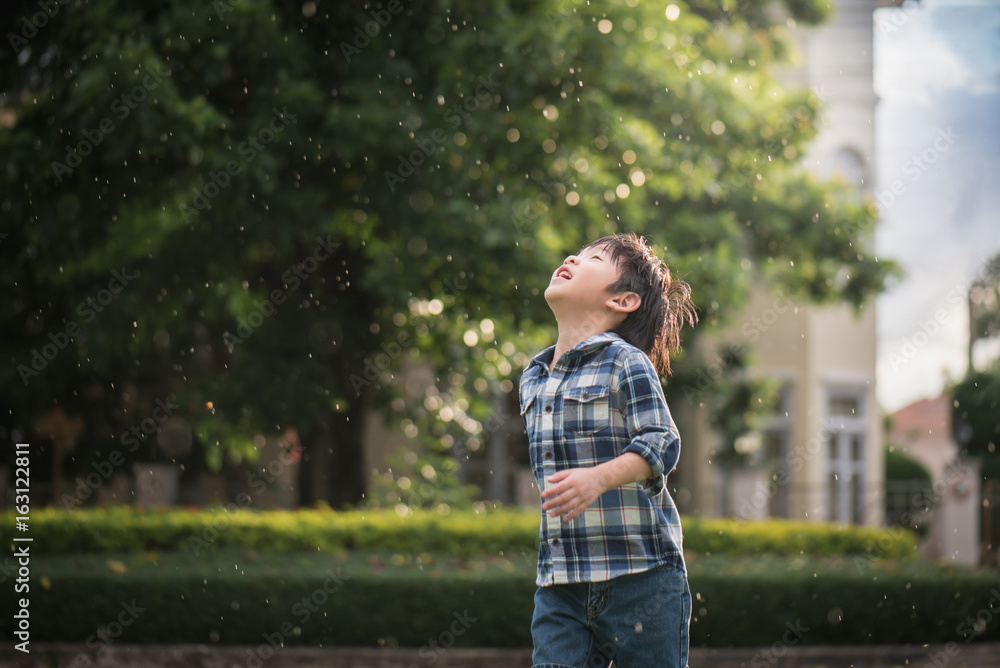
[299,402,366,508]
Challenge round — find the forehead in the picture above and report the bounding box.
[580,241,618,262]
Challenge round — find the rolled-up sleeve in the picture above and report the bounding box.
[616,351,680,498]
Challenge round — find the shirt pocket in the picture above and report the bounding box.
[519,387,538,420]
[563,384,611,435]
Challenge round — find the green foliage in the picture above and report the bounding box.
[884,446,933,483]
[0,507,916,560]
[696,350,782,465]
[687,555,1000,647]
[783,0,834,25]
[969,251,1000,363]
[682,515,916,560]
[3,549,996,647]
[0,0,898,503]
[982,454,1000,481]
[364,447,480,509]
[883,446,935,535]
[952,368,1000,460]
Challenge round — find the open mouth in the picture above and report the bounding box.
[555,267,572,280]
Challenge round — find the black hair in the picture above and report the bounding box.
[582,233,698,375]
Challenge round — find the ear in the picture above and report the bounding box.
[606,291,640,314]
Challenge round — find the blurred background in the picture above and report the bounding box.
[2,0,1000,660]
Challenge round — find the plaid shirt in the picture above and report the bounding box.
[519,332,685,586]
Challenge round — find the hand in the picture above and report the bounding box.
[541,467,607,522]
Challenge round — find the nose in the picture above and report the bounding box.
[563,255,578,266]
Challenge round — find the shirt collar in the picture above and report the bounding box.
[528,331,624,372]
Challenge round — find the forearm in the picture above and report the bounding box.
[541,452,656,521]
[592,452,654,493]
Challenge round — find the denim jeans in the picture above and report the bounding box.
[531,563,691,668]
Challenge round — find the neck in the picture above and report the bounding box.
[549,308,617,371]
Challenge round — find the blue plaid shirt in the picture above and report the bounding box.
[519,332,686,586]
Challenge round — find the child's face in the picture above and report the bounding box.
[543,243,623,312]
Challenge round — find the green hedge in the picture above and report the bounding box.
[0,507,917,559]
[885,446,933,482]
[2,549,997,648]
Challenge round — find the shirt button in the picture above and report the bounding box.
[551,538,560,546]
[544,404,553,413]
[544,451,553,459]
[582,390,589,399]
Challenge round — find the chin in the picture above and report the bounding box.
[543,281,565,298]
[544,285,567,307]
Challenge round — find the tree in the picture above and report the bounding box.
[952,368,1000,466]
[0,0,897,506]
[953,252,1000,481]
[968,251,1000,371]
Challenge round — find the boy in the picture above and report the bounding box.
[519,233,698,668]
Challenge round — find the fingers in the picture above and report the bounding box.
[541,473,574,497]
[542,489,576,510]
[543,487,578,512]
[543,487,592,520]
[562,502,586,522]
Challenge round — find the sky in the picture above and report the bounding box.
[872,0,1000,413]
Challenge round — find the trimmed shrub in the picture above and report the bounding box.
[1,550,997,648]
[885,447,932,483]
[0,507,917,559]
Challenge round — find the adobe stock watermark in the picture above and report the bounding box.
[188,495,253,555]
[17,267,139,386]
[731,419,835,523]
[223,234,339,350]
[51,64,171,182]
[188,430,301,553]
[7,0,71,53]
[512,173,573,235]
[339,0,405,63]
[234,569,351,668]
[917,589,1000,668]
[410,610,477,667]
[683,289,796,405]
[58,600,145,668]
[875,0,921,38]
[247,438,302,496]
[874,127,958,212]
[956,588,1000,644]
[853,460,976,575]
[712,85,829,202]
[885,252,991,372]
[750,620,810,668]
[349,276,467,395]
[180,107,296,223]
[384,69,501,192]
[62,394,180,508]
[885,287,965,371]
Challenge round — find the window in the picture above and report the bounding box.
[828,147,867,196]
[760,382,793,518]
[825,388,867,524]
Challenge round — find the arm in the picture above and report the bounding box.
[617,350,680,497]
[541,452,652,522]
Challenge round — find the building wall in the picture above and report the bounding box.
[681,0,885,526]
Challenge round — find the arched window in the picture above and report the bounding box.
[827,147,868,196]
